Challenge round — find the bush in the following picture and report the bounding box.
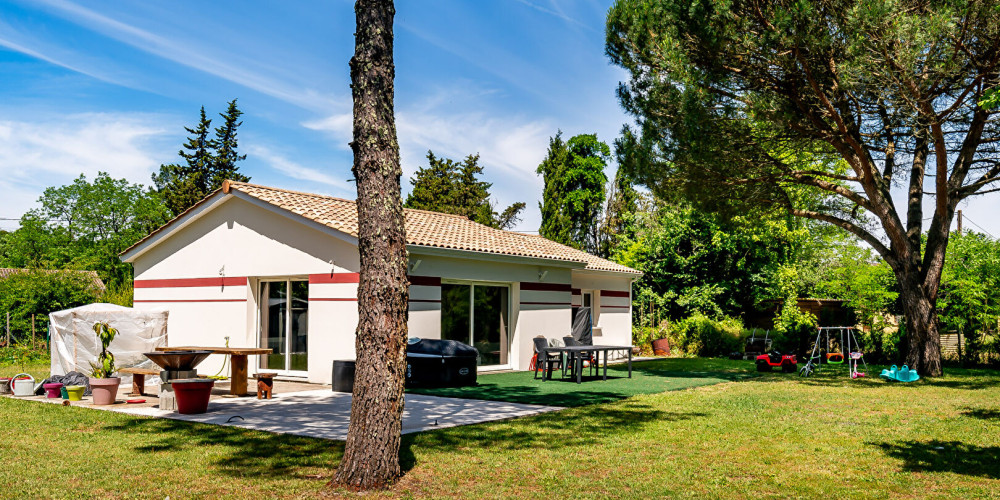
[632,321,671,355]
[669,314,744,357]
[0,270,100,345]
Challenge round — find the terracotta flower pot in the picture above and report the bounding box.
[652,338,671,356]
[89,377,121,405]
[171,379,216,414]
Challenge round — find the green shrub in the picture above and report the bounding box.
[670,314,744,357]
[632,321,671,355]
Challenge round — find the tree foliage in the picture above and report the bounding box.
[607,0,1000,375]
[537,132,610,253]
[0,173,170,287]
[404,151,526,229]
[0,270,101,344]
[153,100,250,216]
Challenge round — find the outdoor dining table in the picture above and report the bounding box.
[155,346,271,396]
[538,345,633,384]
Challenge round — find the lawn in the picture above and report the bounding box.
[408,357,756,406]
[1,358,999,498]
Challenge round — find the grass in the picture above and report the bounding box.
[407,357,756,406]
[2,358,999,498]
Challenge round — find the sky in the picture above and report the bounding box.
[0,0,627,233]
[2,0,998,240]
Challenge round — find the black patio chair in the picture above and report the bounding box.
[563,336,597,379]
[532,337,562,379]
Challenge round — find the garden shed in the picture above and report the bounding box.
[120,181,640,384]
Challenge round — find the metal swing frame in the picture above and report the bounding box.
[799,326,868,378]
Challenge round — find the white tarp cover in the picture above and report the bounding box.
[49,303,168,385]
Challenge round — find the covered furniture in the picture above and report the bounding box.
[405,338,479,387]
[50,303,168,387]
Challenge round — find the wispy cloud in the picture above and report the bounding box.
[512,0,599,32]
[30,0,340,111]
[0,112,175,221]
[248,145,354,193]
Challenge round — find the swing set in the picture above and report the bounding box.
[799,326,867,378]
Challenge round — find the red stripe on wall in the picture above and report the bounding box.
[408,275,442,287]
[571,288,581,295]
[309,273,361,284]
[134,277,248,288]
[133,299,247,303]
[309,297,359,302]
[600,290,631,298]
[520,301,572,306]
[520,282,573,292]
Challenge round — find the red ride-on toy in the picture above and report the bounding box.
[756,352,798,373]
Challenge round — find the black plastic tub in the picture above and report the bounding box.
[405,339,479,388]
[332,360,355,393]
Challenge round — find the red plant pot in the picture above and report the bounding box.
[652,338,671,356]
[43,383,64,398]
[89,377,122,405]
[171,379,216,414]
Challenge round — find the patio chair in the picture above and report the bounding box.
[563,337,597,379]
[532,337,562,380]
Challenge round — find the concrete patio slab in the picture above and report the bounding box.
[106,389,561,440]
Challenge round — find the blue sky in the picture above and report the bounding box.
[0,0,627,233]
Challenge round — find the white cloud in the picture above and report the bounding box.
[0,112,174,222]
[248,145,354,193]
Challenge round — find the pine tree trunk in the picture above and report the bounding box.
[897,270,943,377]
[332,0,409,490]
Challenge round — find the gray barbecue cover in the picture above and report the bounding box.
[571,306,593,345]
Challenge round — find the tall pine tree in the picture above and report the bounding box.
[153,101,250,216]
[210,99,250,187]
[405,151,525,229]
[537,132,610,252]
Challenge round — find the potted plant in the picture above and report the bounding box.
[88,321,121,405]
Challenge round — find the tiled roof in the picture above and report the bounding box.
[0,268,106,291]
[230,182,640,275]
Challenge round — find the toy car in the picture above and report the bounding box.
[755,352,798,373]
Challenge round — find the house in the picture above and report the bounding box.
[120,180,640,384]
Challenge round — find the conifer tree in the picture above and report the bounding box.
[210,99,250,187]
[405,151,525,229]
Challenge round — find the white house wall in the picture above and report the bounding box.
[131,195,636,383]
[132,196,361,381]
[572,272,635,358]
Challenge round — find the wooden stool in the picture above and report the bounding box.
[255,372,276,399]
[118,367,160,396]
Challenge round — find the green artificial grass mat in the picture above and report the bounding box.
[407,357,758,407]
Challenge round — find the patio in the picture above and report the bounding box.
[11,378,561,440]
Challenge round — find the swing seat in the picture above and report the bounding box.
[826,352,845,364]
[880,365,920,382]
[849,352,863,360]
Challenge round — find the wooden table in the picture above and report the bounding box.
[155,346,272,396]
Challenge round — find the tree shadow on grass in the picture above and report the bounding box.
[961,407,1000,421]
[875,440,1000,479]
[104,417,341,479]
[399,402,706,472]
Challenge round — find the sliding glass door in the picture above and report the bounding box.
[259,280,308,373]
[441,282,509,366]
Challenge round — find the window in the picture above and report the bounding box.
[441,282,510,366]
[258,280,308,372]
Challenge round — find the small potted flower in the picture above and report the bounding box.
[88,321,121,405]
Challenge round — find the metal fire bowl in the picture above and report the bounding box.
[143,351,214,371]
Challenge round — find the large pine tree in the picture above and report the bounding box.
[537,132,610,252]
[405,151,525,229]
[153,101,250,216]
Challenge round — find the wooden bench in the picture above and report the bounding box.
[255,372,277,400]
[117,367,159,396]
